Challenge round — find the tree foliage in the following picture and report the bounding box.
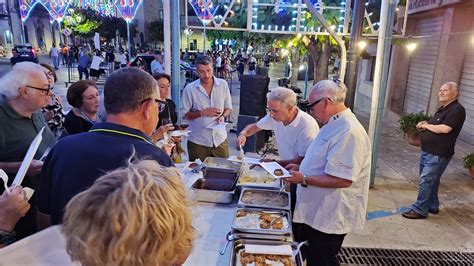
[148,20,164,43]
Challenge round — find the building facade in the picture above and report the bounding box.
[387,0,474,145]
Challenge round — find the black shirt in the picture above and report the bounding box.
[64,110,93,135]
[420,100,465,157]
[37,122,173,224]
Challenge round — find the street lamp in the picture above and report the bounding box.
[406,41,417,52]
[184,28,193,50]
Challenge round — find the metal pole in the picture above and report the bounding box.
[57,20,64,44]
[368,0,397,187]
[203,23,206,52]
[344,0,365,110]
[126,21,132,56]
[21,21,26,43]
[163,0,171,73]
[304,55,309,98]
[402,0,411,36]
[170,0,181,106]
[303,0,347,80]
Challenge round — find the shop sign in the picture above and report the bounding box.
[408,0,464,15]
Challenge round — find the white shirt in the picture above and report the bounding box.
[120,54,127,65]
[151,59,165,74]
[90,55,103,70]
[180,77,232,147]
[294,109,371,234]
[215,56,222,67]
[256,110,319,160]
[50,47,58,57]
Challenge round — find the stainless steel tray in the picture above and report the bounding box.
[232,208,292,236]
[232,232,293,242]
[191,178,235,204]
[238,188,291,211]
[237,165,281,189]
[203,157,241,174]
[230,239,303,266]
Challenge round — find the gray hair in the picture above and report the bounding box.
[267,87,297,107]
[310,79,347,104]
[104,68,158,114]
[195,55,213,66]
[443,82,459,96]
[0,62,47,99]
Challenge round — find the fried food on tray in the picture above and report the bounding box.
[239,251,294,266]
[271,218,284,230]
[259,213,273,222]
[259,220,271,229]
[273,169,284,176]
[237,209,248,217]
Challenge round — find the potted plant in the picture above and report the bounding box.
[463,153,474,178]
[398,112,431,147]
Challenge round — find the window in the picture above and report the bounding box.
[189,39,197,51]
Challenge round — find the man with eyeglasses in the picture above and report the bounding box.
[36,67,173,229]
[237,87,319,212]
[285,80,371,266]
[0,62,57,239]
[181,55,232,161]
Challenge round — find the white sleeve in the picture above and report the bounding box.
[180,85,193,115]
[296,122,319,157]
[256,114,274,131]
[223,82,232,109]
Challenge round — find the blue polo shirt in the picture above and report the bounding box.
[37,122,174,224]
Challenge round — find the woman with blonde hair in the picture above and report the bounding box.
[62,159,194,266]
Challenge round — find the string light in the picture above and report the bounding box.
[358,40,368,50]
[406,42,417,51]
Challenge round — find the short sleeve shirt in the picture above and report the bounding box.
[0,96,56,183]
[294,109,371,234]
[256,110,319,160]
[420,100,465,157]
[36,122,173,224]
[180,77,232,147]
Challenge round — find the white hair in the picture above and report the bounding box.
[267,87,297,107]
[0,62,47,99]
[310,79,347,104]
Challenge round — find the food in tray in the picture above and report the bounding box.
[239,168,276,185]
[241,190,289,208]
[239,250,294,266]
[237,154,244,161]
[234,209,289,231]
[273,169,284,176]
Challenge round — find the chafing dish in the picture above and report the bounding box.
[238,188,291,211]
[203,157,241,174]
[232,208,292,236]
[191,178,236,204]
[230,239,303,266]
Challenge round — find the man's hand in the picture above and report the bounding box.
[236,134,246,147]
[0,186,31,232]
[217,115,226,123]
[416,121,428,130]
[285,170,304,184]
[285,163,299,171]
[201,108,221,117]
[27,160,43,177]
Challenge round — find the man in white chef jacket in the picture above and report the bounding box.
[285,80,371,266]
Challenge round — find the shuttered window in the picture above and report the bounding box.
[458,49,474,145]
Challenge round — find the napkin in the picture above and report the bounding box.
[244,244,293,256]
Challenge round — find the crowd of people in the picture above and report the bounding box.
[0,52,466,265]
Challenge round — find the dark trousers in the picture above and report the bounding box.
[293,223,346,266]
[78,65,89,80]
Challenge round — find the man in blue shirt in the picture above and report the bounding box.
[37,68,173,228]
[77,48,90,80]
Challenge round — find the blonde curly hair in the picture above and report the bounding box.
[62,160,194,266]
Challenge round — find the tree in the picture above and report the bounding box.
[148,20,164,43]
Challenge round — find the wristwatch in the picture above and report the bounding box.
[0,230,16,246]
[301,175,308,187]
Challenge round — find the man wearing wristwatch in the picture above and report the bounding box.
[237,87,319,212]
[285,80,371,266]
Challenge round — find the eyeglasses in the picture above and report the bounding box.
[26,85,52,95]
[141,98,166,112]
[308,97,330,109]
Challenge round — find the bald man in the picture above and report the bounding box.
[402,82,466,219]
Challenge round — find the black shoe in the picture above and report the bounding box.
[402,210,427,219]
[429,209,439,214]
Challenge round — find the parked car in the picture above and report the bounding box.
[128,55,195,77]
[13,44,39,63]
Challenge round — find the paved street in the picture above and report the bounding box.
[1,55,473,253]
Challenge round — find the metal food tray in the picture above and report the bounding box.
[191,178,235,204]
[232,208,292,236]
[203,157,241,174]
[237,165,281,189]
[230,239,303,266]
[238,188,291,211]
[232,232,293,242]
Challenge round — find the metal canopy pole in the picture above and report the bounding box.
[163,0,171,73]
[170,0,181,106]
[303,0,347,81]
[368,0,397,187]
